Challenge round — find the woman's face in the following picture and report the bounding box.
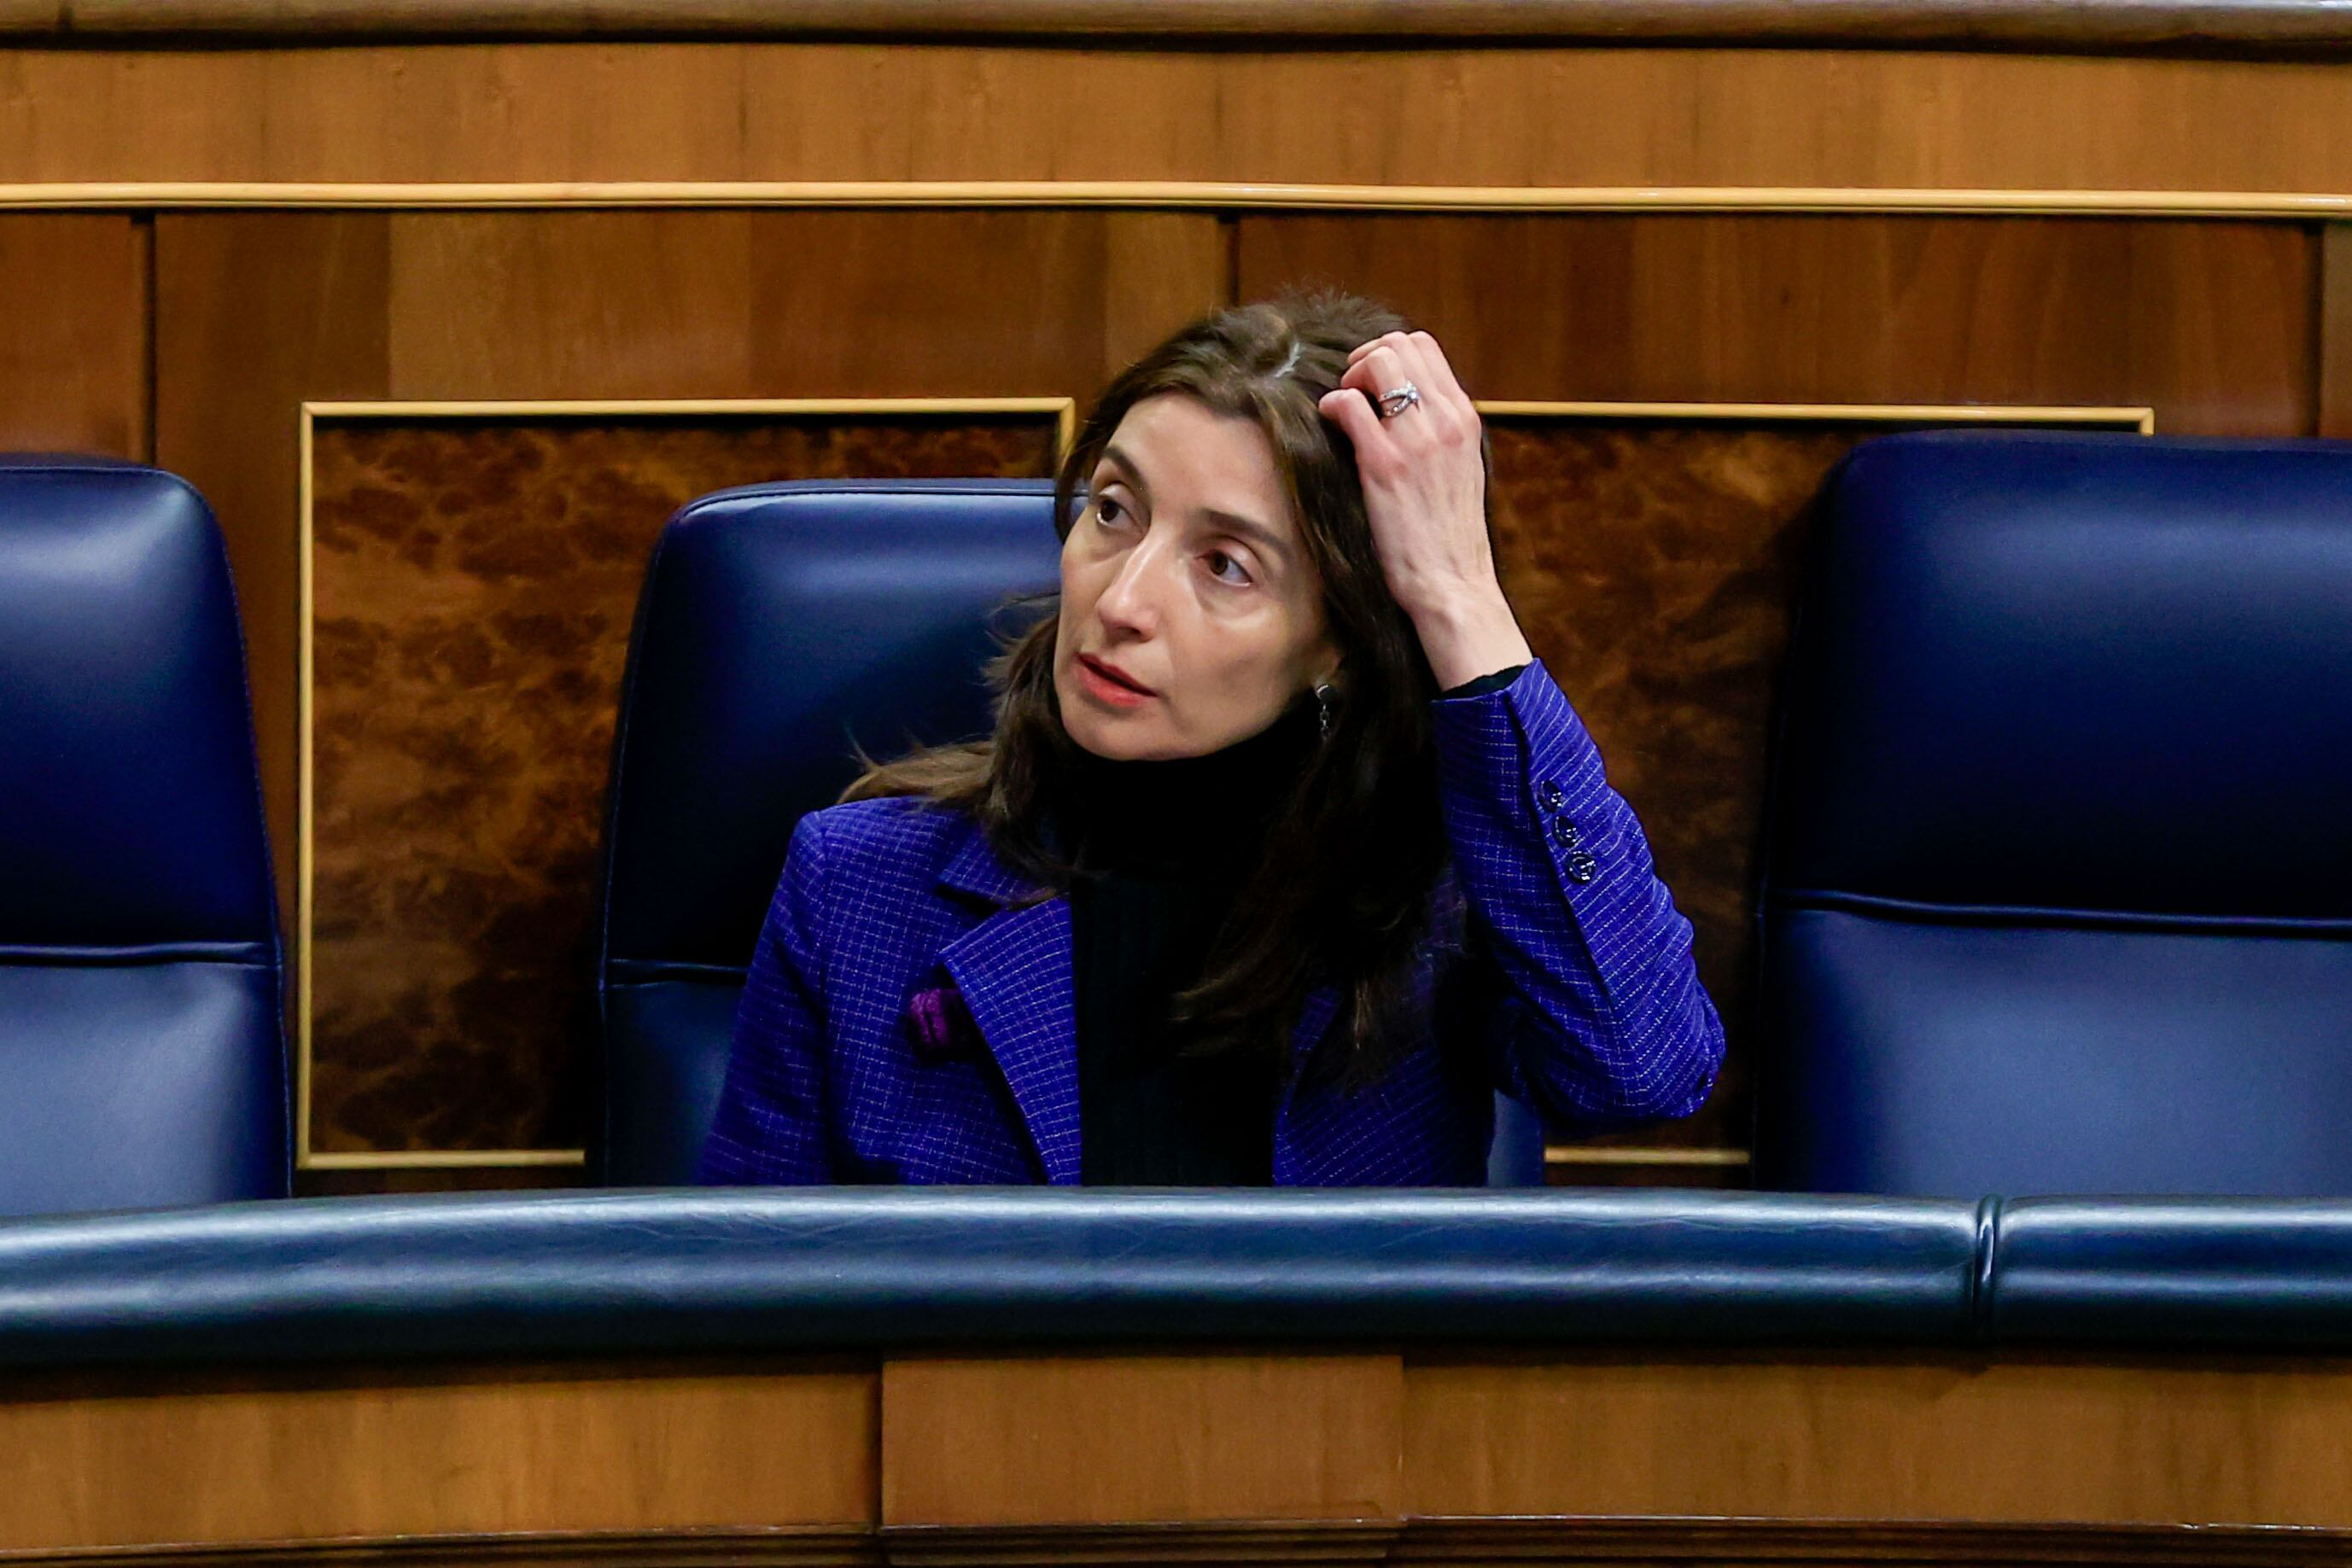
[1055,393,1340,761]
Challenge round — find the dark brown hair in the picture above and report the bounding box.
[845,286,1497,1089]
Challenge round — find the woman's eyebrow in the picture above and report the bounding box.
[1099,445,1154,506]
[1100,443,1293,568]
[1199,509,1293,568]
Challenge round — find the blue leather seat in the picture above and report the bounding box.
[596,479,1548,1186]
[1756,430,2352,1198]
[0,457,289,1215]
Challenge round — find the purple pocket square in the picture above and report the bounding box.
[905,983,978,1059]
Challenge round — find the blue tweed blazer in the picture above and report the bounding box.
[699,659,1725,1186]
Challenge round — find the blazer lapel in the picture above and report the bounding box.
[937,825,1082,1185]
[933,819,1353,1187]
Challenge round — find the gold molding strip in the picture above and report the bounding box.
[296,394,1077,1173]
[1485,399,2158,432]
[1546,1147,1753,1166]
[306,1148,591,1171]
[5,181,2352,218]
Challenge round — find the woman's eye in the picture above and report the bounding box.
[1094,496,1129,528]
[1206,550,1253,587]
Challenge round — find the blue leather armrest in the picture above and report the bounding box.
[0,1190,1978,1368]
[1990,1198,2352,1350]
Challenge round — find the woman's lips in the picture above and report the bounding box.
[1077,655,1154,707]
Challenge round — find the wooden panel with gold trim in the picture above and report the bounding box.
[296,399,1071,1170]
[4,1351,2352,1562]
[880,1353,1404,1530]
[1404,1351,2352,1527]
[9,46,2352,201]
[0,1360,878,1555]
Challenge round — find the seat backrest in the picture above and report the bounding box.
[597,481,1063,1183]
[595,479,1548,1186]
[0,457,289,1215]
[1756,430,2352,1198]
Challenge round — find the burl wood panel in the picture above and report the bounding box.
[1404,1353,2352,1528]
[0,214,146,456]
[0,1361,877,1553]
[881,1354,1403,1528]
[1486,419,1848,1155]
[306,415,1057,1155]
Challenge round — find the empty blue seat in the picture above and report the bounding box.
[1756,430,2352,1198]
[0,457,289,1215]
[596,479,1547,1186]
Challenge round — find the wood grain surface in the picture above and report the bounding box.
[1405,1352,2352,1527]
[155,214,394,935]
[0,1362,877,1553]
[5,47,2352,198]
[881,1354,1404,1529]
[1239,213,2315,435]
[5,1352,2352,1558]
[0,215,145,456]
[2321,224,2352,440]
[15,0,2352,54]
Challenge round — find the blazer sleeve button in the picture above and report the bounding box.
[1565,850,1598,883]
[1550,817,1582,850]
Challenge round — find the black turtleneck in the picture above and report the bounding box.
[1055,662,1528,1186]
[1058,694,1318,1186]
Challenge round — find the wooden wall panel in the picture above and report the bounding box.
[386,213,762,396]
[882,1354,1402,1528]
[155,214,394,932]
[1404,1354,2352,1529]
[0,215,145,456]
[306,412,1061,1157]
[8,46,2352,197]
[1238,213,2315,435]
[150,209,1223,1172]
[2322,223,2352,440]
[373,209,1219,400]
[0,1362,877,1553]
[153,207,1218,927]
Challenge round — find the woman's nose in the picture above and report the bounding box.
[1095,539,1170,635]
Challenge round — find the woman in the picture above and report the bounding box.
[699,289,1724,1186]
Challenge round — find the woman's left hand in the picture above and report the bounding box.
[1319,329,1532,689]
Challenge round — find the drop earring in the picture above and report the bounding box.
[1312,681,1339,740]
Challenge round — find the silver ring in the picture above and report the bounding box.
[1376,382,1421,419]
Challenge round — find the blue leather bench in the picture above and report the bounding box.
[3,1189,2351,1367]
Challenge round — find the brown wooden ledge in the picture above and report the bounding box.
[15,0,2352,56]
